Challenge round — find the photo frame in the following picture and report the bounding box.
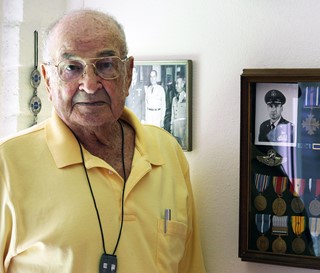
[239,69,320,270]
[125,60,192,151]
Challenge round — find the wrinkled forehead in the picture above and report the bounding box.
[48,13,124,60]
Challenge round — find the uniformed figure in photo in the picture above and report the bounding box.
[258,89,294,143]
[171,77,187,149]
[125,66,145,121]
[145,70,166,127]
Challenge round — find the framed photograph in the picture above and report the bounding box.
[239,69,320,270]
[125,60,192,151]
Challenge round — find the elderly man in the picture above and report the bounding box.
[0,9,206,273]
[258,89,294,143]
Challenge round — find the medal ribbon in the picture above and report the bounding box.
[309,178,320,198]
[255,214,271,234]
[291,216,305,236]
[272,216,288,235]
[255,174,270,193]
[289,178,306,197]
[273,176,288,196]
[309,217,320,237]
[305,86,319,107]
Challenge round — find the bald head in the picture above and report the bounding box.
[42,9,128,62]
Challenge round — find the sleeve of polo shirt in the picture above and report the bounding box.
[0,168,13,273]
[178,157,207,273]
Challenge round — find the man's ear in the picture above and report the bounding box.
[41,64,53,101]
[124,57,134,97]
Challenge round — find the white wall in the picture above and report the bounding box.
[2,0,320,272]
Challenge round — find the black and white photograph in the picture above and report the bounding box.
[254,83,299,147]
[125,60,192,151]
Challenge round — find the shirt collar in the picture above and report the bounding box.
[45,108,164,169]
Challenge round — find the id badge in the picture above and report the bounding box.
[99,254,117,273]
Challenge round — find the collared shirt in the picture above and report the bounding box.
[0,108,206,273]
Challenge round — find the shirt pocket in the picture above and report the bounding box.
[156,219,188,272]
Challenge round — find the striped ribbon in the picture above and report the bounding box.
[273,176,288,195]
[309,178,320,197]
[291,216,305,236]
[255,173,270,193]
[255,214,271,234]
[272,216,288,235]
[289,178,306,197]
[305,86,319,107]
[309,217,320,237]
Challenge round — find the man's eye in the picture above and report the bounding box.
[65,64,82,72]
[97,61,113,70]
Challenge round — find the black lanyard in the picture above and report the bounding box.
[76,120,126,273]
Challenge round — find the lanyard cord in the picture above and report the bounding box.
[76,119,127,255]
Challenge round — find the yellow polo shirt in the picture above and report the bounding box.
[0,108,206,273]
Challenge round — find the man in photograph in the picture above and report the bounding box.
[145,70,166,127]
[258,89,294,143]
[125,66,145,121]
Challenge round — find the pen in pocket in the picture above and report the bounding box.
[164,208,171,233]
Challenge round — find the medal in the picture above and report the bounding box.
[272,176,288,216]
[257,235,269,251]
[309,179,320,216]
[272,236,287,253]
[291,198,305,214]
[254,195,267,211]
[309,200,320,216]
[292,237,305,254]
[272,197,286,216]
[291,216,306,254]
[255,214,271,251]
[253,174,270,211]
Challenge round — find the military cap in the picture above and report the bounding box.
[264,89,286,105]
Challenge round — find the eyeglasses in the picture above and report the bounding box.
[45,56,129,82]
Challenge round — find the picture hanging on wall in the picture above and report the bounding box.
[239,68,320,270]
[125,60,192,151]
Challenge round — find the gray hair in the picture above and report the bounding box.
[42,9,128,62]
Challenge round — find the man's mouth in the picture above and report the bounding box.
[76,101,106,106]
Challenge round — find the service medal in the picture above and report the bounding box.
[254,195,267,211]
[309,199,320,216]
[256,235,269,251]
[291,216,306,254]
[255,214,271,252]
[272,236,287,253]
[254,174,270,211]
[292,237,305,254]
[291,198,305,214]
[272,197,286,216]
[272,176,288,216]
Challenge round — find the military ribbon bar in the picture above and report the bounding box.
[291,216,305,236]
[255,214,271,234]
[254,173,270,193]
[273,176,288,195]
[290,178,306,197]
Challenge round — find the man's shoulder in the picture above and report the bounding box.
[260,120,270,128]
[0,122,46,148]
[279,117,293,126]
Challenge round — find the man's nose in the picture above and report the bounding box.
[79,64,102,93]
